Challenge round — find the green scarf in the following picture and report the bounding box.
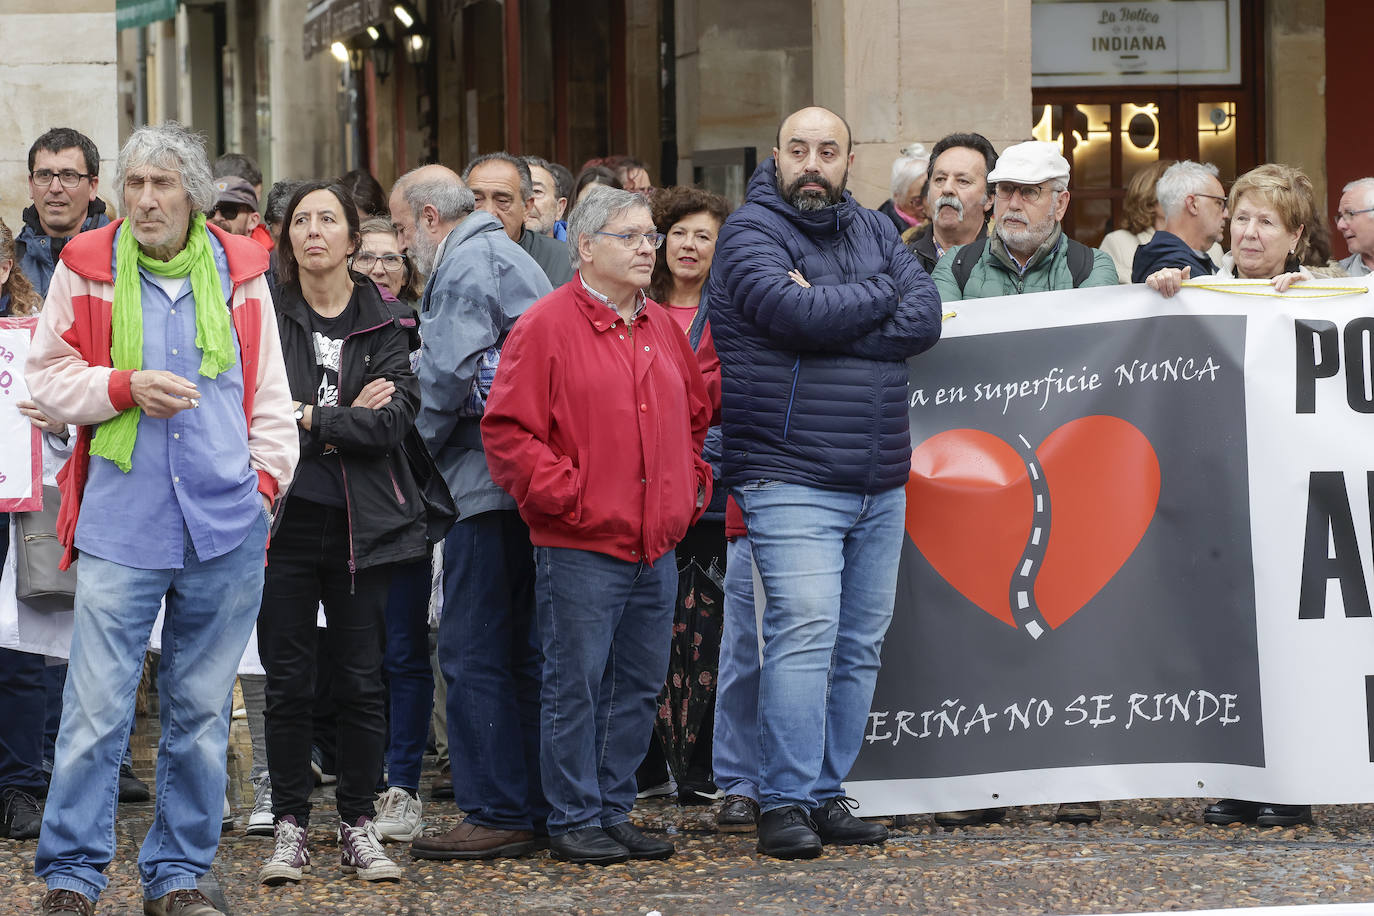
[91,213,237,472]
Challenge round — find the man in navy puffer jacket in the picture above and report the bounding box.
[706,107,942,859]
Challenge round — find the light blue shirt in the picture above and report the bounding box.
[75,226,261,569]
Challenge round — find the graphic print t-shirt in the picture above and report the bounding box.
[291,295,359,508]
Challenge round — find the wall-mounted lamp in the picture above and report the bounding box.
[404,30,429,66]
[367,25,393,81]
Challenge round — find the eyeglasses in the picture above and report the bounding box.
[595,230,665,250]
[352,252,408,272]
[30,169,91,189]
[993,182,1055,203]
[211,204,251,220]
[1337,207,1374,222]
[1194,193,1228,207]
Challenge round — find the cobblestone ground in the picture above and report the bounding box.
[3,704,1373,915]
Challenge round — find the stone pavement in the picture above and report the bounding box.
[4,714,1374,914]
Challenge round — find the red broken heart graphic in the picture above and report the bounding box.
[906,415,1160,631]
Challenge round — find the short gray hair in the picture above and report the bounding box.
[115,121,216,215]
[1342,177,1374,208]
[1156,160,1221,220]
[393,167,475,223]
[565,186,650,268]
[889,142,930,198]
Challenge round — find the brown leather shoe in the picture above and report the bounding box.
[39,889,94,916]
[410,820,537,860]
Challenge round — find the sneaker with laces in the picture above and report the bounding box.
[38,888,93,916]
[339,816,403,882]
[372,787,424,842]
[0,786,41,839]
[246,778,274,837]
[259,815,310,886]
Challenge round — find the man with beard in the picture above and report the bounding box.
[387,165,555,862]
[904,132,997,275]
[932,141,1116,300]
[707,106,942,859]
[17,128,111,296]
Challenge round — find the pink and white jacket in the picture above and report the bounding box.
[25,219,298,569]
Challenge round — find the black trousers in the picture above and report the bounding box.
[258,497,392,826]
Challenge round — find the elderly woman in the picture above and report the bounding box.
[877,143,929,237]
[481,186,713,864]
[1100,159,1173,283]
[354,217,422,305]
[257,181,429,886]
[1147,163,1318,299]
[1146,164,1321,829]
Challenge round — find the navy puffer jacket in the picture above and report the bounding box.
[707,158,942,494]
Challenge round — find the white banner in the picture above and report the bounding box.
[0,317,41,512]
[847,277,1374,815]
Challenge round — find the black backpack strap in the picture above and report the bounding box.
[1066,239,1094,288]
[951,238,988,294]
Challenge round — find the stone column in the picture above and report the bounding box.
[0,1,119,227]
[812,0,1032,208]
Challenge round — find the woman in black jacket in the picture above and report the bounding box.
[257,181,428,887]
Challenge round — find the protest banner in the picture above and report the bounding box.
[0,317,41,512]
[846,277,1374,815]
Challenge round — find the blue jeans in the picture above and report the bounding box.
[36,513,268,902]
[439,511,546,830]
[712,535,760,801]
[734,482,905,813]
[535,546,675,835]
[383,558,433,791]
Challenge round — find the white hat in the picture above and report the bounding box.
[987,141,1070,185]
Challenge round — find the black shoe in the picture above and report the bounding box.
[548,826,630,865]
[118,764,151,803]
[0,787,41,839]
[1256,804,1313,827]
[756,805,822,859]
[716,795,760,833]
[811,796,887,846]
[604,821,675,860]
[1203,798,1263,825]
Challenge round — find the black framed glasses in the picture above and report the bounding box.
[352,252,408,272]
[1193,193,1228,207]
[30,169,91,189]
[595,230,665,250]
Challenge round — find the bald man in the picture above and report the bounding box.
[706,106,942,858]
[387,165,554,860]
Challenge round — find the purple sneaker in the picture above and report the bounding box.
[259,815,310,886]
[339,816,403,882]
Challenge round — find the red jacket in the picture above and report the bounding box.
[481,278,713,564]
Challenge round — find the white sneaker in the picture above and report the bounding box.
[371,786,424,843]
[221,795,235,833]
[339,816,403,882]
[260,814,311,886]
[246,777,274,837]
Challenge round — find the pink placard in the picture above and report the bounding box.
[0,316,42,513]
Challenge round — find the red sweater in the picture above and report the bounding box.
[481,278,713,564]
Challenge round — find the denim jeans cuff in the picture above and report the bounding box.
[600,812,631,829]
[715,780,758,800]
[548,817,601,837]
[144,876,201,900]
[45,877,100,904]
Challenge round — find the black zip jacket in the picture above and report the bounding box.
[274,275,428,571]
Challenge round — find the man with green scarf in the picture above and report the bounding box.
[25,122,298,916]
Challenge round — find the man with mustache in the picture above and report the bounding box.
[932,141,1117,300]
[707,106,942,859]
[16,128,110,297]
[904,132,998,275]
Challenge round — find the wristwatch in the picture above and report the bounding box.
[293,402,306,424]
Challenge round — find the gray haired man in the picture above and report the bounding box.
[1336,177,1374,277]
[1132,160,1227,283]
[388,165,555,861]
[26,121,297,916]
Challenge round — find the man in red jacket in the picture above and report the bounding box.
[481,186,712,865]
